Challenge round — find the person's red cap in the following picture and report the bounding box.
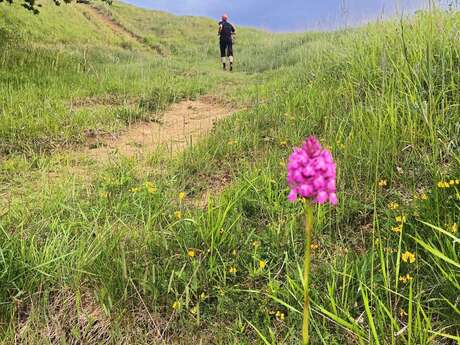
[222,14,229,21]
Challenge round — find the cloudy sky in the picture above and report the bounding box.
[123,0,436,31]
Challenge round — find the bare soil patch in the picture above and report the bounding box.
[83,97,234,162]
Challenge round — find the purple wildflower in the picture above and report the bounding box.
[287,136,337,205]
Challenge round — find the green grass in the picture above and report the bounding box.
[0,1,459,344]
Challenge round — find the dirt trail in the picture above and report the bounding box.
[83,6,163,54]
[83,97,234,162]
[0,96,235,213]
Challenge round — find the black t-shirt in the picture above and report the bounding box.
[219,21,235,40]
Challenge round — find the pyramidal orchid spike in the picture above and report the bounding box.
[287,136,337,205]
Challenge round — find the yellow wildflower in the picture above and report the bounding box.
[190,305,198,315]
[279,140,288,146]
[172,301,181,310]
[399,308,408,317]
[147,186,157,194]
[388,202,399,210]
[99,191,108,198]
[392,225,402,233]
[200,292,207,301]
[310,243,320,250]
[437,181,450,189]
[456,179,460,185]
[174,211,182,219]
[399,274,413,283]
[228,139,237,145]
[259,260,267,269]
[450,180,455,185]
[187,249,196,258]
[130,187,140,193]
[420,193,428,200]
[378,180,387,188]
[252,240,261,248]
[179,192,186,201]
[275,311,285,321]
[229,266,237,274]
[401,251,416,264]
[451,223,458,234]
[395,215,407,223]
[232,249,237,256]
[145,181,157,194]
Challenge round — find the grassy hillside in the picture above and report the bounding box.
[0,0,300,154]
[0,1,459,344]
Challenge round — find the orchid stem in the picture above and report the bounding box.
[303,203,314,345]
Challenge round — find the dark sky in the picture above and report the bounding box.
[123,0,436,31]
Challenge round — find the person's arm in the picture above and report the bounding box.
[231,24,236,35]
[218,22,223,36]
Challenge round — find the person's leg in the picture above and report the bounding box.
[227,40,234,71]
[220,40,227,70]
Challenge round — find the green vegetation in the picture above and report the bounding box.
[0,1,459,344]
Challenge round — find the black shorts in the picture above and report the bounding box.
[220,39,233,58]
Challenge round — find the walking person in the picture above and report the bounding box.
[218,14,236,71]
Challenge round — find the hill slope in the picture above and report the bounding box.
[0,0,309,154]
[0,2,459,344]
